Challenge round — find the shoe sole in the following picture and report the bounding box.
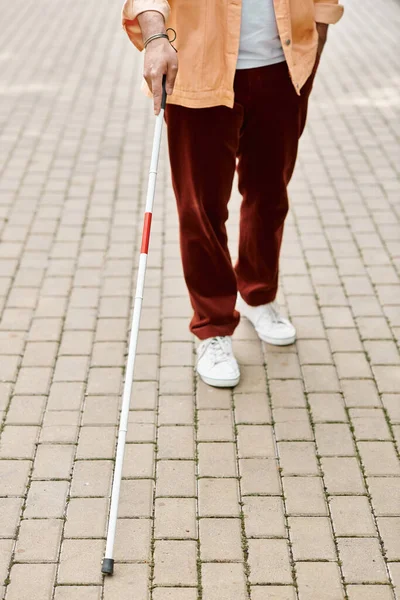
[198,372,240,388]
[257,333,296,346]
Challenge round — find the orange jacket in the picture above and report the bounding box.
[122,0,343,108]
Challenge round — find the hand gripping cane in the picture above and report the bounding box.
[102,77,167,576]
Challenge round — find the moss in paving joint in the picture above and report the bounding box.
[302,382,349,600]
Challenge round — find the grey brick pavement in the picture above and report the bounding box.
[0,0,399,598]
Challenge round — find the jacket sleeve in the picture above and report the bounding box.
[122,0,171,51]
[314,0,344,24]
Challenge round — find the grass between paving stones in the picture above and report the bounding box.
[260,350,300,598]
[288,166,399,596]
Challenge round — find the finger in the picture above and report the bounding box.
[166,60,178,95]
[152,72,163,115]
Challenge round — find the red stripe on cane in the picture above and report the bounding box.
[140,212,152,254]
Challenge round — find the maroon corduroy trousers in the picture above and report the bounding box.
[165,60,317,340]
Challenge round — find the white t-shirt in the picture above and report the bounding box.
[237,0,285,70]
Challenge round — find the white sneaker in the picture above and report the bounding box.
[237,294,296,346]
[196,336,240,388]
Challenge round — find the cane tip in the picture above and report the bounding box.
[101,558,114,575]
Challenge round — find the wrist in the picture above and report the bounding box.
[138,10,166,41]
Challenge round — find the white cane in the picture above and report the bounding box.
[102,77,167,576]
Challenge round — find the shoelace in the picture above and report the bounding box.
[199,336,232,366]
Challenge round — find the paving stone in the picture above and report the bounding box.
[70,461,113,497]
[349,408,391,440]
[0,355,20,381]
[368,477,400,516]
[346,585,394,600]
[53,356,89,382]
[283,477,327,515]
[358,442,400,476]
[155,498,197,539]
[303,365,340,392]
[342,380,381,407]
[289,516,336,560]
[389,563,400,596]
[235,365,267,393]
[296,562,344,600]
[234,393,271,424]
[278,442,319,475]
[382,394,400,423]
[159,366,193,394]
[122,444,155,478]
[119,479,154,517]
[198,409,234,441]
[25,481,69,518]
[58,539,104,584]
[373,366,400,393]
[160,341,193,366]
[196,380,232,409]
[237,425,275,457]
[364,340,400,365]
[266,352,302,379]
[327,328,364,353]
[199,517,242,561]
[157,426,194,459]
[376,517,400,560]
[14,367,52,395]
[158,395,194,425]
[198,478,240,517]
[54,587,102,600]
[153,590,197,600]
[337,538,388,583]
[251,587,296,600]
[76,426,116,459]
[82,396,119,425]
[65,497,109,538]
[22,342,58,367]
[0,425,39,459]
[0,497,23,537]
[153,541,197,586]
[244,496,286,537]
[201,563,247,600]
[269,379,307,408]
[0,460,31,496]
[103,564,149,600]
[114,518,152,561]
[321,457,365,495]
[315,423,355,456]
[47,382,85,411]
[248,539,292,584]
[297,339,333,364]
[308,393,347,422]
[198,442,237,477]
[32,444,75,479]
[156,460,196,497]
[239,458,281,495]
[14,519,63,562]
[87,367,122,395]
[7,563,56,600]
[6,396,45,425]
[334,352,372,379]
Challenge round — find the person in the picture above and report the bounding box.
[122,0,344,388]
